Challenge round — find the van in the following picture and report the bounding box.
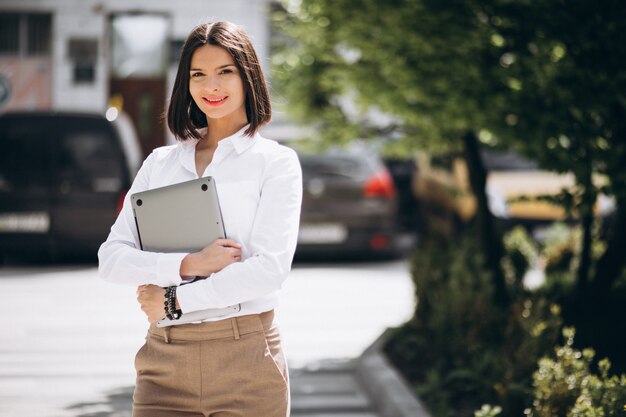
[0,111,142,262]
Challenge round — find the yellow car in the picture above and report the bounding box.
[411,150,614,236]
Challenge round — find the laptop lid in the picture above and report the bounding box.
[131,177,226,252]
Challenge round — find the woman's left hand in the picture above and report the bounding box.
[137,285,166,324]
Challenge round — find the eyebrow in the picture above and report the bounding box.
[190,64,236,71]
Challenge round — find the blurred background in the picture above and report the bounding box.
[1,0,626,416]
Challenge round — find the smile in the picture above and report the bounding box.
[203,96,228,106]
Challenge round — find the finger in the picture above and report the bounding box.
[226,245,242,254]
[218,239,242,248]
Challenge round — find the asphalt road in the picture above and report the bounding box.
[0,259,414,417]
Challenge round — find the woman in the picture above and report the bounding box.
[98,21,302,417]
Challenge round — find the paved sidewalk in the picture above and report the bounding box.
[291,359,381,417]
[61,359,381,417]
[0,262,413,416]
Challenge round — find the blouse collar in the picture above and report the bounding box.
[179,125,258,175]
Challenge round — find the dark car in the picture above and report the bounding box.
[295,145,412,260]
[0,111,142,262]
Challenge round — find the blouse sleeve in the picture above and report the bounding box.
[97,151,186,288]
[176,146,303,312]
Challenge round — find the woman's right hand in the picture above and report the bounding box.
[179,239,242,278]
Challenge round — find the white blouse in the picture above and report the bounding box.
[98,126,303,319]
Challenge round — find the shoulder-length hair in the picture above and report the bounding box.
[167,21,271,140]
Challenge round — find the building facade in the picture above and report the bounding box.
[0,0,277,154]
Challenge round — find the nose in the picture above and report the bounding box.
[205,75,220,92]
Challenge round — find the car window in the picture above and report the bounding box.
[0,118,52,192]
[482,150,538,171]
[56,120,125,192]
[300,154,372,179]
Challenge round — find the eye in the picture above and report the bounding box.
[191,72,204,78]
[219,68,234,75]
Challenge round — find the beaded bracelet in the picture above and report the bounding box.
[169,287,182,320]
[163,287,173,320]
[164,286,182,320]
[167,287,181,320]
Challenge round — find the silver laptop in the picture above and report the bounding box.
[131,177,241,327]
[131,177,226,252]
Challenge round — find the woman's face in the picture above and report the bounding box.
[189,44,247,125]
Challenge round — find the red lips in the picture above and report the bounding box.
[203,96,228,106]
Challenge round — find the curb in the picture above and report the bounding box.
[356,328,432,417]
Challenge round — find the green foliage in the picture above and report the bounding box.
[475,405,502,417]
[541,223,580,275]
[273,0,626,194]
[501,226,538,292]
[529,328,626,417]
[525,223,626,377]
[273,0,626,294]
[385,233,562,416]
[533,222,606,294]
[272,0,506,150]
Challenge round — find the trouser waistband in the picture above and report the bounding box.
[148,310,274,343]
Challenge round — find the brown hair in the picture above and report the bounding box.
[167,21,271,140]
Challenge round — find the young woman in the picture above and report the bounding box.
[98,21,302,417]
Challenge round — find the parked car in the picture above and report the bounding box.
[412,149,614,237]
[0,111,142,262]
[295,145,413,260]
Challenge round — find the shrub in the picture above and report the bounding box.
[501,226,538,293]
[539,222,605,278]
[541,223,579,275]
[530,328,626,417]
[385,235,501,416]
[385,232,562,417]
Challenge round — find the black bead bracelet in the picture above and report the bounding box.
[164,286,182,320]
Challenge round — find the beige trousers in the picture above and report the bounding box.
[132,310,289,417]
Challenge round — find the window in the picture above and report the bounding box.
[0,14,19,54]
[110,14,168,78]
[68,39,98,84]
[0,12,51,56]
[73,62,95,83]
[26,14,51,55]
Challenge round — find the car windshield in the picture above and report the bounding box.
[0,114,126,193]
[0,118,52,191]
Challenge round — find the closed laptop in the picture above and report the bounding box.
[131,177,226,252]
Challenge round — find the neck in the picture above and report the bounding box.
[204,114,248,147]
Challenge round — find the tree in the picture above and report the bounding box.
[273,0,626,301]
[273,0,513,307]
[491,0,626,298]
